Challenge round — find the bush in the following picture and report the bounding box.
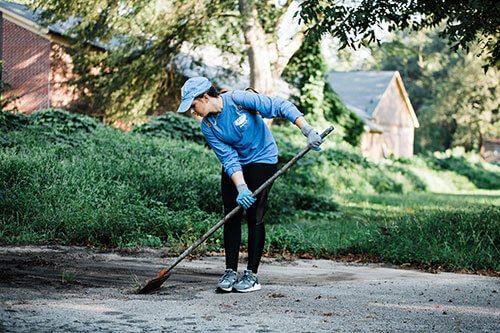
[133,113,205,144]
[425,153,500,189]
[31,108,102,133]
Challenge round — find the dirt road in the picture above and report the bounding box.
[0,246,498,332]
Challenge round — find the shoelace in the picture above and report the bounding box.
[240,272,255,284]
[220,270,235,281]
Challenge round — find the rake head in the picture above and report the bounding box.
[137,269,171,294]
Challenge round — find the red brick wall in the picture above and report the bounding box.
[3,18,50,113]
[50,43,80,109]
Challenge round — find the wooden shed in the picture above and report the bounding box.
[482,139,500,163]
[327,71,419,159]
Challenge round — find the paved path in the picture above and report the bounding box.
[0,246,498,332]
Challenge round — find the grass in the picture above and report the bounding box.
[266,192,500,272]
[1,109,499,272]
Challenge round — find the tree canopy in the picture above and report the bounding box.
[298,0,500,71]
[29,0,306,123]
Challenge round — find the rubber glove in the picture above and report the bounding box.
[236,184,256,209]
[301,124,325,151]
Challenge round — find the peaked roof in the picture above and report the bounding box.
[327,70,419,128]
[0,0,75,36]
[327,71,395,119]
[0,0,116,49]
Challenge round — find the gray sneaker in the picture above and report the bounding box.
[233,270,261,293]
[216,269,238,292]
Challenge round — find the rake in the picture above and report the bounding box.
[137,125,334,294]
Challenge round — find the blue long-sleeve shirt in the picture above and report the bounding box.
[201,90,303,177]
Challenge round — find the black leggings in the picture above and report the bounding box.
[221,163,277,274]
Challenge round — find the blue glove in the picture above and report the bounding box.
[236,184,256,209]
[301,124,325,151]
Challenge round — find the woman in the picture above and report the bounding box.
[177,76,323,293]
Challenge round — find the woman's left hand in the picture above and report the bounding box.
[236,184,256,209]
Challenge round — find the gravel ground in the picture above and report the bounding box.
[0,246,499,332]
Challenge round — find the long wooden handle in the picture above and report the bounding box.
[163,125,335,275]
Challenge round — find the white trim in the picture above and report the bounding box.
[372,71,420,128]
[1,6,72,47]
[0,8,50,39]
[394,71,419,128]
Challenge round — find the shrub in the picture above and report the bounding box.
[0,112,30,130]
[133,113,205,144]
[425,153,500,189]
[31,108,102,133]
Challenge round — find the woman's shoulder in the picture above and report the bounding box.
[200,117,212,134]
[230,89,263,104]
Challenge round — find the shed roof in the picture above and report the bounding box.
[327,70,419,128]
[327,71,396,120]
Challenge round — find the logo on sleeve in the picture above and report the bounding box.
[234,114,247,127]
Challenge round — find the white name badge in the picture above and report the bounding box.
[234,114,247,127]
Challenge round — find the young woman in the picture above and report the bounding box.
[177,76,323,293]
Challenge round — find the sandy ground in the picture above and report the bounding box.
[0,246,499,332]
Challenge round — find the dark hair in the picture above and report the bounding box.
[195,86,219,99]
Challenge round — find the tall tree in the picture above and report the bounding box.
[299,0,500,71]
[418,51,500,151]
[30,0,306,122]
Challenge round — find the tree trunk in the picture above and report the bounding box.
[239,0,273,95]
[239,0,304,127]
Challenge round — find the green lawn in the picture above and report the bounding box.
[265,192,499,271]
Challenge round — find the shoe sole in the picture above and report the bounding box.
[234,283,261,293]
[216,286,233,293]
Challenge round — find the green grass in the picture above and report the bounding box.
[1,109,499,272]
[267,192,500,271]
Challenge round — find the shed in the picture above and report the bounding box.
[482,139,500,163]
[327,71,419,159]
[0,0,81,113]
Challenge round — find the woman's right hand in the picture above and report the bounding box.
[301,124,324,151]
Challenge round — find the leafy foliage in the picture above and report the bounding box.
[425,152,500,190]
[31,108,101,133]
[29,0,306,123]
[299,0,500,70]
[132,113,205,144]
[283,36,364,146]
[0,113,30,131]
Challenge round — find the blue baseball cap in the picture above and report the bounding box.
[176,77,212,113]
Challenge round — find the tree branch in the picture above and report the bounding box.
[273,0,295,31]
[274,28,305,76]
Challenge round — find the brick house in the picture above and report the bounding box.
[0,0,83,113]
[327,71,419,159]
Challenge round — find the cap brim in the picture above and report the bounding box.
[176,97,194,113]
